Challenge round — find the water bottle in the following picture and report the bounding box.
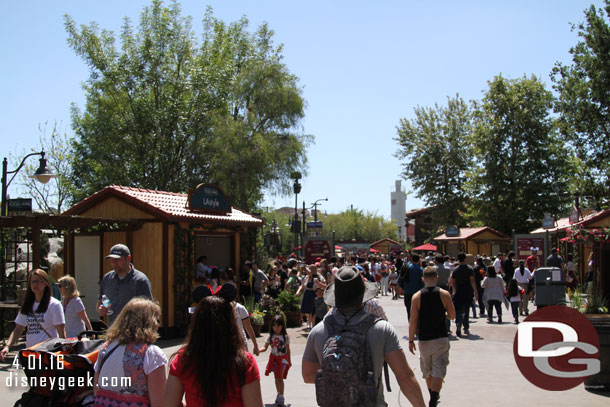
[101,295,113,315]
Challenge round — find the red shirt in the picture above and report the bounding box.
[169,350,260,407]
[525,255,539,272]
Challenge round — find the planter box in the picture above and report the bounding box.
[285,310,302,328]
[252,323,262,338]
[262,313,274,332]
[585,315,610,392]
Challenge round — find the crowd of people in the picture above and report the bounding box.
[0,241,579,407]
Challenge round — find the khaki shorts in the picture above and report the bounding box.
[419,337,450,379]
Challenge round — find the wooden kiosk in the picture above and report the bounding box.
[434,227,510,258]
[62,184,263,337]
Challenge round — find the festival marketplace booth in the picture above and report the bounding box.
[62,184,263,338]
[369,238,403,256]
[433,227,511,258]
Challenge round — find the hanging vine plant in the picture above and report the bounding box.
[565,226,610,245]
[173,223,195,332]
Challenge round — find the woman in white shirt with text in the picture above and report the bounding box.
[0,269,65,360]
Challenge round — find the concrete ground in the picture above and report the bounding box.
[1,294,608,406]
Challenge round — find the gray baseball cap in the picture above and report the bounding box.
[105,244,131,259]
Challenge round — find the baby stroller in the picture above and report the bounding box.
[13,331,106,407]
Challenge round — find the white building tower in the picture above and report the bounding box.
[391,180,406,241]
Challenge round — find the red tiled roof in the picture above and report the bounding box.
[434,226,508,241]
[530,216,572,234]
[405,206,435,217]
[575,208,610,228]
[370,238,403,246]
[63,185,263,226]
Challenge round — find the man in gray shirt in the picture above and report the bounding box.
[97,244,152,326]
[302,266,425,407]
[435,254,452,334]
[251,261,268,303]
[435,255,451,291]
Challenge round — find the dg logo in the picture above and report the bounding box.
[513,305,600,391]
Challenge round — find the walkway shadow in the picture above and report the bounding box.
[585,388,610,398]
[461,333,484,341]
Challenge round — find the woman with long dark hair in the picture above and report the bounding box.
[0,269,65,360]
[164,295,263,407]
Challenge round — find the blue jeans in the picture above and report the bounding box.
[511,301,519,320]
[454,298,470,330]
[404,292,415,320]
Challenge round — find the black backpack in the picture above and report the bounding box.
[315,312,380,407]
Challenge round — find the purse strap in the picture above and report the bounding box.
[98,344,120,373]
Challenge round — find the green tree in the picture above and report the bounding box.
[395,95,473,227]
[324,208,398,242]
[65,1,310,210]
[468,75,572,235]
[202,14,312,210]
[552,0,610,197]
[10,122,74,214]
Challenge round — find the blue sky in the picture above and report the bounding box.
[0,0,601,218]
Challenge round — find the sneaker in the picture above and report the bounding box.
[514,318,519,324]
[498,316,502,324]
[463,328,470,336]
[456,324,462,337]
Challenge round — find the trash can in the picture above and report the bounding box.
[534,267,566,307]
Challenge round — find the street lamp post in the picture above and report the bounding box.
[2,151,56,216]
[311,198,328,223]
[302,200,306,258]
[1,151,56,302]
[291,172,301,256]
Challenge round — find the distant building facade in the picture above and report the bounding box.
[405,206,438,247]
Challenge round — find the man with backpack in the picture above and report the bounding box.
[302,266,426,407]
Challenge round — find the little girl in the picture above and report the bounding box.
[261,314,291,407]
[389,265,399,299]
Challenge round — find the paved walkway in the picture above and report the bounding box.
[1,295,608,406]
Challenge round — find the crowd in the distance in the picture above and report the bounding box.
[0,243,577,407]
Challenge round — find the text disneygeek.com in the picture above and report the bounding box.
[4,355,131,391]
[4,371,131,391]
